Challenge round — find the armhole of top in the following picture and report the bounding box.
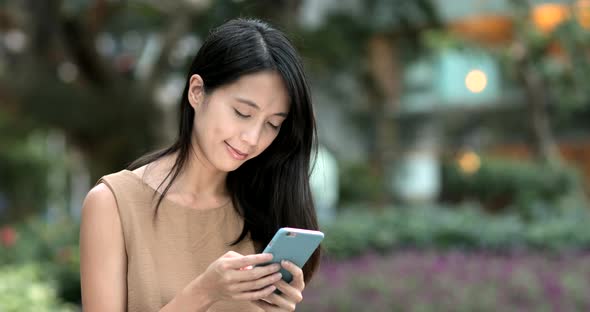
[96,177,129,255]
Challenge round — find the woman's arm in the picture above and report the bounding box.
[80,183,127,311]
[158,279,215,312]
[80,184,221,312]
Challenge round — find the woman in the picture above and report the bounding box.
[80,18,320,312]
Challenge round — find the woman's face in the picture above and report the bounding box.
[188,71,289,172]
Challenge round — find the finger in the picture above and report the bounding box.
[230,272,283,292]
[281,260,305,290]
[227,263,281,282]
[223,251,243,258]
[262,292,296,311]
[252,299,281,312]
[225,253,274,269]
[274,279,303,303]
[232,284,277,301]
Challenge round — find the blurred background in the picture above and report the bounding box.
[2,0,590,311]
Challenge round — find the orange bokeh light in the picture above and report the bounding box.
[577,0,590,29]
[532,1,590,33]
[457,151,481,175]
[532,3,570,33]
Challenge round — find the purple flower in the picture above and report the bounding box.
[299,250,590,311]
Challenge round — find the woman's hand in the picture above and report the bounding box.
[187,251,284,304]
[252,260,305,311]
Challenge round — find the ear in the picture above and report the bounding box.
[187,74,205,109]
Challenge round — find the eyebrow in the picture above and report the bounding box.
[234,97,288,117]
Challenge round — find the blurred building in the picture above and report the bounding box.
[301,0,590,203]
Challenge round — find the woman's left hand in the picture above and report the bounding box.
[252,260,305,311]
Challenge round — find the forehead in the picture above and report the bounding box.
[220,71,290,112]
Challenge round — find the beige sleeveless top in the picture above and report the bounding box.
[98,170,262,312]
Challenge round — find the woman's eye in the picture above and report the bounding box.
[234,109,250,118]
[268,122,280,130]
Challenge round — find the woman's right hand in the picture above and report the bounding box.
[188,251,283,304]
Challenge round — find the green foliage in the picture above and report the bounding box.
[0,217,81,304]
[0,114,50,221]
[360,0,441,33]
[12,72,160,180]
[501,1,590,115]
[322,204,590,259]
[1,217,77,262]
[440,157,579,219]
[544,20,590,114]
[0,263,77,312]
[338,162,385,205]
[300,14,371,73]
[421,29,475,51]
[50,244,81,305]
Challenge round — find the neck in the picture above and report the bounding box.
[154,146,228,199]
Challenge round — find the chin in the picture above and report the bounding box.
[215,160,244,173]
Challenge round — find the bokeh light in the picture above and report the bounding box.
[465,69,488,93]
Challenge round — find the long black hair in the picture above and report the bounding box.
[128,18,320,282]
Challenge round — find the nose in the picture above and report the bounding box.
[240,124,263,148]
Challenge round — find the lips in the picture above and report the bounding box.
[225,141,248,160]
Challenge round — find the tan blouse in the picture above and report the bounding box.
[98,170,261,312]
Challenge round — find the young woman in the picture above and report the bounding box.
[80,18,320,312]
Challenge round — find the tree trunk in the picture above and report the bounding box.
[366,34,401,208]
[519,63,561,166]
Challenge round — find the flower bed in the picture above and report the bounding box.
[300,250,590,311]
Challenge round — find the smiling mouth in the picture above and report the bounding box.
[225,141,248,160]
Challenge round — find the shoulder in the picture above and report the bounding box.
[81,183,122,233]
[85,183,117,206]
[97,167,145,199]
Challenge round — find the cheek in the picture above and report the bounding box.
[210,122,225,140]
[252,133,279,157]
[194,106,231,143]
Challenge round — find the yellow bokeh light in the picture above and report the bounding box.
[577,0,590,29]
[457,151,481,175]
[531,1,590,32]
[532,3,570,33]
[465,69,488,93]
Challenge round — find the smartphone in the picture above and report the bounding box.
[260,227,324,283]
